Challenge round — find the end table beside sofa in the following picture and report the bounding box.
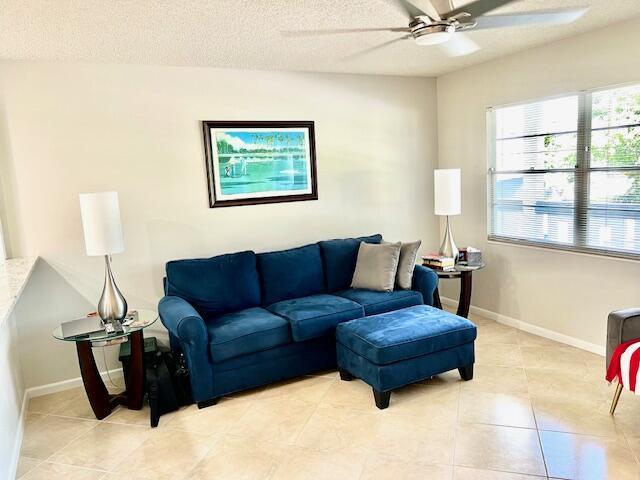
[431,263,486,319]
[52,310,157,420]
[159,234,476,409]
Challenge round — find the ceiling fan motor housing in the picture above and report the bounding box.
[411,21,457,45]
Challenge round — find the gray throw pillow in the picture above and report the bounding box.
[351,242,402,292]
[395,240,422,290]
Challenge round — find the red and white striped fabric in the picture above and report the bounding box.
[606,338,640,393]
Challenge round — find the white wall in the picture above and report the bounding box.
[0,62,439,387]
[0,72,16,259]
[14,260,98,389]
[436,17,640,350]
[0,311,26,479]
[0,73,25,480]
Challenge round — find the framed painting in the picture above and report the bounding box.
[202,121,318,208]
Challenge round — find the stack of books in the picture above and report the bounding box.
[422,253,456,271]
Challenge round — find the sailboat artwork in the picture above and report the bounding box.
[203,121,318,207]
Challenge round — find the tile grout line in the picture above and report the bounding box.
[621,429,640,467]
[24,412,101,469]
[235,376,338,480]
[451,379,462,480]
[267,379,331,480]
[521,337,551,479]
[35,458,109,474]
[456,465,549,479]
[40,403,161,475]
[468,315,549,479]
[179,432,223,480]
[14,456,44,480]
[22,315,629,479]
[100,420,165,475]
[103,424,205,475]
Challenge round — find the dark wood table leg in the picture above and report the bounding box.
[125,330,145,410]
[76,331,146,419]
[457,271,473,318]
[76,340,113,420]
[433,287,443,310]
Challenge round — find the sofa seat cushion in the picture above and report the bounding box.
[267,294,364,342]
[336,289,423,316]
[336,305,477,365]
[208,307,291,363]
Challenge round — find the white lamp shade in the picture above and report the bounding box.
[79,191,124,256]
[434,169,461,216]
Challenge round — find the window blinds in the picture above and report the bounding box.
[488,84,640,259]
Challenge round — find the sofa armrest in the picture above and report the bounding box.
[159,295,209,346]
[607,308,640,366]
[412,265,439,307]
[158,295,214,401]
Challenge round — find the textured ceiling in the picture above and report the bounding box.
[1,0,639,77]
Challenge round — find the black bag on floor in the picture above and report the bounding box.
[146,351,193,427]
[119,336,163,388]
[162,351,193,406]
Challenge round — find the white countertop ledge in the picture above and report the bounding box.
[0,257,38,328]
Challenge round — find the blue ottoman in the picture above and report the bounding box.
[336,305,477,409]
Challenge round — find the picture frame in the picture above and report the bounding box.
[202,120,318,208]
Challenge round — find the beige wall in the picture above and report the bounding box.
[0,310,25,478]
[8,17,639,390]
[0,63,439,387]
[436,18,640,350]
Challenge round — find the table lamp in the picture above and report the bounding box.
[79,191,128,323]
[434,168,461,261]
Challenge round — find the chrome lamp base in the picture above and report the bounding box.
[439,215,459,262]
[98,255,127,323]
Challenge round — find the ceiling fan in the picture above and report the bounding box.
[282,0,589,58]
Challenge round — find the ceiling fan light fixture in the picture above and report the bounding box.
[413,24,455,46]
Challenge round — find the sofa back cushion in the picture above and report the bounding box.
[166,251,261,319]
[258,243,325,305]
[319,234,383,292]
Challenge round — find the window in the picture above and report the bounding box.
[488,83,640,259]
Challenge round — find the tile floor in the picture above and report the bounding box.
[16,311,640,479]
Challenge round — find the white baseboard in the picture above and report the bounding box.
[441,297,605,357]
[9,390,30,479]
[10,367,125,477]
[10,306,605,476]
[25,367,124,399]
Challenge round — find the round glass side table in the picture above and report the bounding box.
[427,263,486,318]
[52,309,157,420]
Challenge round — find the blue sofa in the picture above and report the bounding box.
[158,234,438,407]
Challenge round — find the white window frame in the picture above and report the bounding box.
[487,83,640,261]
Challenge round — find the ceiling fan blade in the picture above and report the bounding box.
[282,27,410,37]
[438,32,480,57]
[472,7,589,30]
[413,0,442,21]
[394,0,427,20]
[443,0,518,20]
[345,35,412,60]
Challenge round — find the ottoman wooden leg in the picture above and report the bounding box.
[610,382,623,415]
[459,364,474,381]
[373,389,391,410]
[339,369,354,381]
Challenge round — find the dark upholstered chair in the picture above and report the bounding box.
[607,308,640,366]
[607,308,640,415]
